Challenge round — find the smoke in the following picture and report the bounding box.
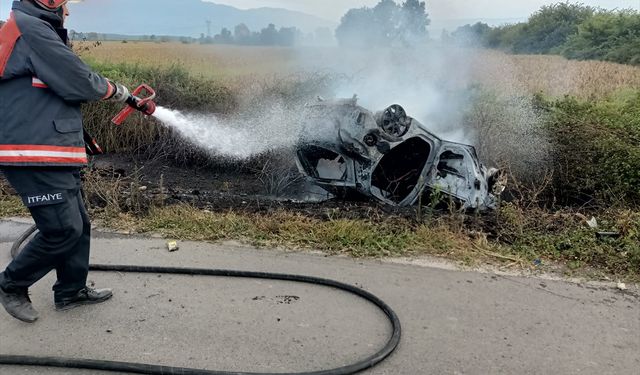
[152,82,333,160]
[153,38,548,182]
[154,44,550,180]
[292,43,550,178]
[302,45,478,143]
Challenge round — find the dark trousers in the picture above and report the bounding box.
[0,167,90,301]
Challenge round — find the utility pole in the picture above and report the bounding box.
[206,20,212,38]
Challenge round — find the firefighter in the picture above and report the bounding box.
[0,0,131,323]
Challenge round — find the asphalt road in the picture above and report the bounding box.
[0,219,638,375]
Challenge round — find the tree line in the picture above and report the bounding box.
[61,24,334,46]
[202,24,334,46]
[336,0,429,47]
[449,2,640,66]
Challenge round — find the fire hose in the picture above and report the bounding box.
[1,227,401,374]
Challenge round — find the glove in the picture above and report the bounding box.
[107,81,130,102]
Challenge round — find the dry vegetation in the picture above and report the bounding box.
[77,42,299,80]
[471,52,640,99]
[80,42,640,99]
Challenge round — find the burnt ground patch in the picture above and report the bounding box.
[87,154,421,222]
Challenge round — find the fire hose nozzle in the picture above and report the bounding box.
[111,84,157,126]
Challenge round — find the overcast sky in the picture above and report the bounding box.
[208,0,640,20]
[1,0,639,23]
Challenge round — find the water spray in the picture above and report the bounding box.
[109,83,314,160]
[151,106,292,160]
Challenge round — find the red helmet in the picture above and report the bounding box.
[32,0,69,11]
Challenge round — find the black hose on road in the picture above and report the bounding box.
[1,225,401,375]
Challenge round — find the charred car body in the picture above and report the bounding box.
[295,96,505,210]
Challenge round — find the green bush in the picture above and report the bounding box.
[562,10,640,65]
[542,91,640,206]
[513,2,594,54]
[458,3,640,66]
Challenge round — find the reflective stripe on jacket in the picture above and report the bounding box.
[0,1,111,167]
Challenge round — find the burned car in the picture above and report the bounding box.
[295,96,505,210]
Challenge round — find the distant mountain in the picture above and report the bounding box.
[66,0,335,36]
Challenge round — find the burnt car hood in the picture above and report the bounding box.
[295,97,505,210]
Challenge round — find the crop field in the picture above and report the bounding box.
[79,41,640,98]
[2,41,639,280]
[77,42,299,79]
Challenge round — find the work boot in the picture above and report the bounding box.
[0,286,39,323]
[55,286,113,312]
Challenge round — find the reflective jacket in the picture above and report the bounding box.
[0,1,113,167]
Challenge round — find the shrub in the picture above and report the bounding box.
[562,10,640,65]
[542,91,640,206]
[513,2,594,54]
[458,4,640,66]
[465,86,640,209]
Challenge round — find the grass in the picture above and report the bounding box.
[496,204,640,278]
[113,205,507,260]
[0,182,27,217]
[100,204,637,281]
[1,174,637,281]
[0,196,27,217]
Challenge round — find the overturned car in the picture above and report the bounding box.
[295,96,506,210]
